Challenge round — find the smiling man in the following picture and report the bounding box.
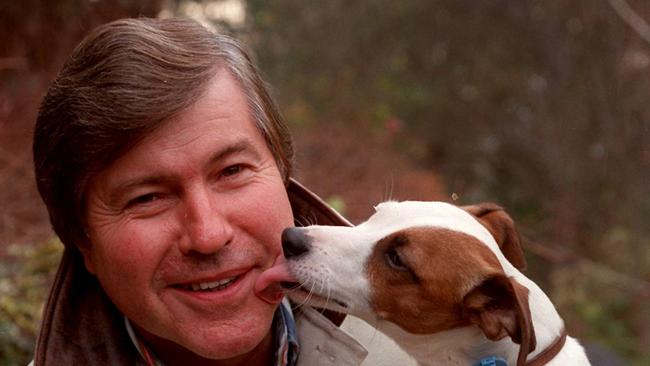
[81,69,294,364]
[32,17,412,366]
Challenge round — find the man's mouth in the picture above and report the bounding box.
[179,275,240,292]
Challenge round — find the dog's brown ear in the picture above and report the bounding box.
[463,274,537,366]
[461,203,527,271]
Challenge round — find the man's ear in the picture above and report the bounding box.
[461,203,527,271]
[463,274,536,366]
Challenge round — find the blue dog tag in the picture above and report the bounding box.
[473,356,508,366]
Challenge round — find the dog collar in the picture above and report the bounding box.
[473,328,569,366]
[473,356,508,366]
[525,328,568,366]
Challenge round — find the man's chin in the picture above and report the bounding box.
[196,331,272,360]
[140,307,276,362]
[174,320,275,363]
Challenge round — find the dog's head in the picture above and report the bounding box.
[281,201,535,358]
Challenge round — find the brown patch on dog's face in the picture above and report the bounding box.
[366,227,504,334]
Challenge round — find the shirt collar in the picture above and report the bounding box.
[124,297,299,366]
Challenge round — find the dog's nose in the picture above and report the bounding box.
[282,228,311,258]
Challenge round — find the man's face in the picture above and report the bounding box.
[83,69,294,360]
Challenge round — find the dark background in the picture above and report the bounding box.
[1,1,648,365]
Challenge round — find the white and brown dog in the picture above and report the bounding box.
[260,201,590,365]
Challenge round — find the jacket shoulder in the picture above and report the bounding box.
[341,316,417,366]
[294,306,415,366]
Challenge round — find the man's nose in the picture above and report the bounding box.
[179,189,234,255]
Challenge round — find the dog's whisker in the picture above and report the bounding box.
[294,215,309,228]
[383,174,395,202]
[307,212,318,227]
[325,280,332,311]
[298,278,318,311]
[312,277,327,315]
[295,280,311,310]
[291,279,312,311]
[317,276,329,315]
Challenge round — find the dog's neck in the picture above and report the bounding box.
[377,324,512,366]
[365,274,566,366]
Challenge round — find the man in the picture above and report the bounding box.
[32,17,411,365]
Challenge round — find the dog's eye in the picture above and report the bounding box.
[386,248,408,271]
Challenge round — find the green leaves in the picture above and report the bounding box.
[0,239,63,366]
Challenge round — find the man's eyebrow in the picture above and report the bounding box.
[207,139,262,165]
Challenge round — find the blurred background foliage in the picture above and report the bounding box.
[1,0,649,365]
[0,240,61,364]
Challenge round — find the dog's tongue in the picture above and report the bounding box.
[254,255,296,304]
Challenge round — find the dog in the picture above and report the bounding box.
[264,201,590,365]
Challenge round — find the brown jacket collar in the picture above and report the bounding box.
[33,179,350,365]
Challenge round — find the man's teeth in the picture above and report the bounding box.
[188,276,237,291]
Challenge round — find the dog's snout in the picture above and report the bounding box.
[282,228,311,258]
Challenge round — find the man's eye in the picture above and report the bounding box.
[221,164,243,177]
[126,193,159,208]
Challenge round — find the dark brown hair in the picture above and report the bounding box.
[33,17,294,248]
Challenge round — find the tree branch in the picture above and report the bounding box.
[607,0,650,45]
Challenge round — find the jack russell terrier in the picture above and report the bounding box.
[257,201,591,365]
